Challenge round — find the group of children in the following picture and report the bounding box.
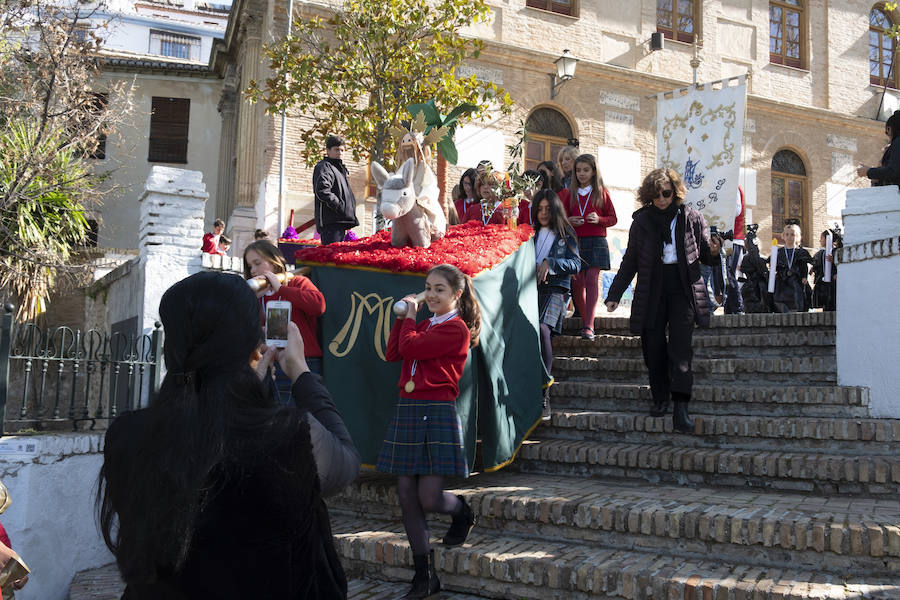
[738,221,841,314]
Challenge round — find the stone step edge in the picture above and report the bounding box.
[334,478,900,561]
[553,331,836,350]
[554,356,836,374]
[566,311,835,330]
[545,410,900,443]
[332,515,892,600]
[517,440,900,487]
[551,382,868,406]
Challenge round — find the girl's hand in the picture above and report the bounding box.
[856,164,869,177]
[278,322,309,383]
[709,237,722,255]
[825,254,833,263]
[568,216,584,227]
[264,272,282,293]
[605,301,618,312]
[251,343,277,381]
[400,294,419,319]
[585,212,599,225]
[536,260,550,284]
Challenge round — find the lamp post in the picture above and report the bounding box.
[549,49,579,99]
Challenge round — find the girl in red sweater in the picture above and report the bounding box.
[244,241,326,400]
[377,264,482,600]
[561,153,617,340]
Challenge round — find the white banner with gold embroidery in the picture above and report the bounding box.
[656,76,746,234]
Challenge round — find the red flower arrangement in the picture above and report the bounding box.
[295,221,534,276]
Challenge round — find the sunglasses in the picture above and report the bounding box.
[658,188,674,198]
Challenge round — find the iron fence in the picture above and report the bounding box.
[0,305,163,434]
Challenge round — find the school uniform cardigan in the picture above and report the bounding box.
[385,316,470,402]
[559,187,618,237]
[261,276,326,357]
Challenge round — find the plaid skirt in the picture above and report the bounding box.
[538,285,569,335]
[376,397,469,477]
[578,235,610,270]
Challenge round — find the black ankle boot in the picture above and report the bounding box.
[672,392,695,433]
[649,395,669,417]
[404,550,441,599]
[442,495,476,546]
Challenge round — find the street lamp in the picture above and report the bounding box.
[550,49,578,99]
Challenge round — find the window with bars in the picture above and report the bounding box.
[148,97,190,164]
[525,0,575,17]
[771,149,807,243]
[769,0,804,68]
[657,0,695,44]
[149,29,201,61]
[870,6,897,88]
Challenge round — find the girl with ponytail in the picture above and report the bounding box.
[377,263,481,599]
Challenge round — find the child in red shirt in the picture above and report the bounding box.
[244,240,326,401]
[377,264,482,599]
[560,153,617,340]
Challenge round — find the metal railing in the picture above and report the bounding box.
[0,305,163,434]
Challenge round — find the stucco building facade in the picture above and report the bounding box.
[211,0,893,260]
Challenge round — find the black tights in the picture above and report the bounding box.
[397,475,462,555]
[539,323,553,374]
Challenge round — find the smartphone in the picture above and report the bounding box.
[265,300,291,348]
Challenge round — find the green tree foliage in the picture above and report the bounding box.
[0,0,133,320]
[247,0,513,168]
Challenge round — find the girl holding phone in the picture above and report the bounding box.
[377,264,482,599]
[243,240,326,377]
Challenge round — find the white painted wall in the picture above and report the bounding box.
[836,187,900,418]
[0,434,112,600]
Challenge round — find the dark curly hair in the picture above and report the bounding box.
[637,168,687,206]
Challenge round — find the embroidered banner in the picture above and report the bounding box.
[657,76,747,234]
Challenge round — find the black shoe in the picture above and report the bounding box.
[442,495,476,546]
[672,394,695,433]
[404,550,441,599]
[649,397,669,417]
[581,328,595,341]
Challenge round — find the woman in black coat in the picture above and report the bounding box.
[604,169,721,433]
[857,109,900,186]
[97,271,359,599]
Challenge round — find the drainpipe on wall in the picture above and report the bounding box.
[277,0,294,236]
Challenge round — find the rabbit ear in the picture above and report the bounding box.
[400,158,416,186]
[371,162,389,187]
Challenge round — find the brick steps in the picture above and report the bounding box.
[553,330,836,359]
[512,438,900,495]
[333,473,900,576]
[551,382,870,417]
[565,311,836,336]
[539,409,900,454]
[331,512,899,599]
[553,356,838,384]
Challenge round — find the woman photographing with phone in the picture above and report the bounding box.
[97,271,359,599]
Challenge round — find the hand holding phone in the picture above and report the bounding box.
[265,300,292,348]
[279,322,309,383]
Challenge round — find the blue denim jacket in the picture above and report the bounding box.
[535,230,581,291]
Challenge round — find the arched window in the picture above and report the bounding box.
[657,0,695,44]
[870,6,897,88]
[769,0,804,69]
[524,107,575,172]
[771,149,807,243]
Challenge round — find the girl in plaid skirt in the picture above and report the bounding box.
[377,264,481,600]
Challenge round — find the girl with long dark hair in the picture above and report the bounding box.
[454,168,479,224]
[97,271,359,599]
[377,264,482,599]
[530,189,580,420]
[536,160,563,192]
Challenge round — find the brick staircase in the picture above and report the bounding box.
[329,311,900,599]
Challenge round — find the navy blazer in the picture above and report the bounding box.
[534,229,581,291]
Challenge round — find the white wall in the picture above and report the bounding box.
[0,434,112,600]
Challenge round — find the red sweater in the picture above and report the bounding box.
[454,198,479,223]
[517,199,532,226]
[201,232,224,255]
[260,276,326,357]
[560,187,617,237]
[385,316,470,402]
[461,201,505,225]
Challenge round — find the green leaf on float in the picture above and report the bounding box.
[437,138,458,165]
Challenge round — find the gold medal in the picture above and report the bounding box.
[404,380,416,393]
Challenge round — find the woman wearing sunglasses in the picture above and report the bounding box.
[604,168,721,434]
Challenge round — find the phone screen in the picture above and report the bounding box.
[266,305,290,343]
